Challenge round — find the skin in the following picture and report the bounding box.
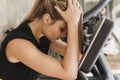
[5,0,83,80]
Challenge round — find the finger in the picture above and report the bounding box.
[73,0,77,5]
[78,16,83,28]
[76,1,80,6]
[68,0,72,6]
[78,10,83,24]
[76,1,82,10]
[79,6,83,14]
[76,1,83,13]
[55,6,64,17]
[81,13,83,21]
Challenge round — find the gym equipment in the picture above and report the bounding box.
[77,16,115,80]
[77,0,120,80]
[83,0,110,23]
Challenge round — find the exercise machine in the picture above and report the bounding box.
[77,0,120,80]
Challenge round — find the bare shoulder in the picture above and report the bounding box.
[7,38,34,48]
[6,39,39,63]
[6,38,37,55]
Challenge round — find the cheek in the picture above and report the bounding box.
[50,27,60,35]
[51,29,60,38]
[45,28,60,41]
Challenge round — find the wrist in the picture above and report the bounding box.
[67,22,78,29]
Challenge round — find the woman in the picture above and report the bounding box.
[0,0,83,80]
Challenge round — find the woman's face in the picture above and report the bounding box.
[44,20,67,42]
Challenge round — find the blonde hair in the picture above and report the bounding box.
[23,0,68,23]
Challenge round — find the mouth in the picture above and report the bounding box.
[50,38,59,42]
[56,37,59,40]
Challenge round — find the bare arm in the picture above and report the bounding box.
[6,0,83,80]
[50,39,83,60]
[6,39,71,79]
[50,39,66,56]
[54,0,83,79]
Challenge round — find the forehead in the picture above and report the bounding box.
[55,20,66,27]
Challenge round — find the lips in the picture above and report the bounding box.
[56,37,59,40]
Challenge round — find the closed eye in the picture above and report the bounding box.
[61,27,65,32]
[61,26,67,32]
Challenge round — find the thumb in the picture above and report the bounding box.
[55,6,64,17]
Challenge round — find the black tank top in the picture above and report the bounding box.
[0,22,51,80]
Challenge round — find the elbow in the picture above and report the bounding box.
[66,75,77,80]
[71,73,77,80]
[61,66,78,79]
[70,76,77,80]
[64,72,78,80]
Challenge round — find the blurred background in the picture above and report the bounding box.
[77,0,120,77]
[79,0,120,76]
[0,0,120,77]
[0,0,34,43]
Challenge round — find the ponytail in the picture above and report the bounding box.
[22,0,68,23]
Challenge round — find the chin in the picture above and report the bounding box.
[48,36,58,42]
[50,38,57,42]
[51,39,56,42]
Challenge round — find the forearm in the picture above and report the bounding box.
[62,24,79,78]
[51,40,66,56]
[54,0,83,79]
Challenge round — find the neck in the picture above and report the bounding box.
[28,18,44,42]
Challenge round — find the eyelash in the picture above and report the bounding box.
[61,26,67,32]
[61,28,65,32]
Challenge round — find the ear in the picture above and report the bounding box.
[42,13,52,25]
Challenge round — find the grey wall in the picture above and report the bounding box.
[0,0,34,44]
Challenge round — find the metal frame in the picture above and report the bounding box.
[77,17,115,80]
[77,0,120,80]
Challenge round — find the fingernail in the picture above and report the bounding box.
[54,6,57,8]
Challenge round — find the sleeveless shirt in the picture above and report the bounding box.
[0,22,51,80]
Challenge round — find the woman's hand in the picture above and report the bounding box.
[55,0,83,27]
